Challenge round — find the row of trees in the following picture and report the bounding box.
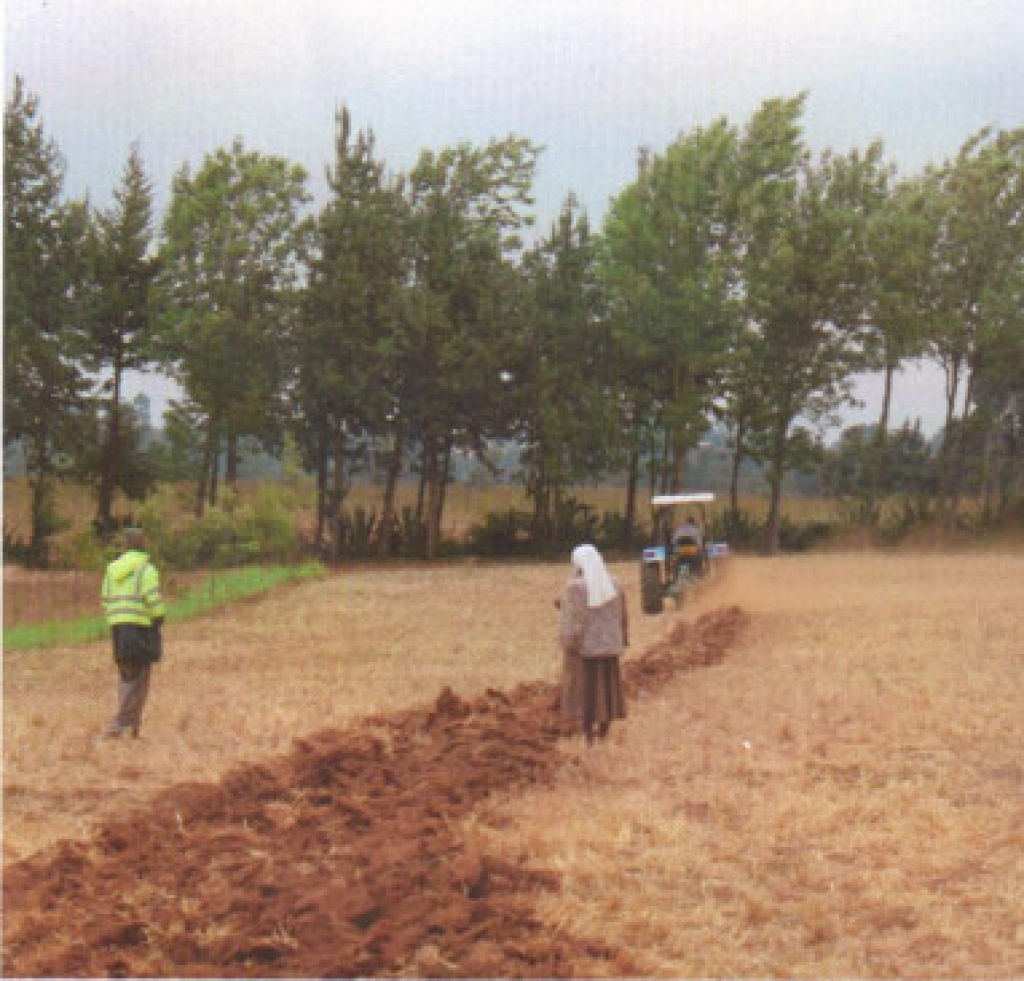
[5,77,1023,562]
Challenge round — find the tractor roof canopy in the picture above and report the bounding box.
[651,493,715,508]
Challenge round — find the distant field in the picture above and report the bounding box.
[4,547,1023,975]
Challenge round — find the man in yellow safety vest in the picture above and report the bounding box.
[101,527,165,738]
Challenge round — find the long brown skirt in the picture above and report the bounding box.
[581,655,626,728]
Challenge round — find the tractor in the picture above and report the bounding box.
[639,492,727,614]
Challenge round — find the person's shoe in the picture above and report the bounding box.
[104,727,122,738]
[131,726,140,738]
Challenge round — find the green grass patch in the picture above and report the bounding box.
[3,562,325,651]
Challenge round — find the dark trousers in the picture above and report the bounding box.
[109,660,151,735]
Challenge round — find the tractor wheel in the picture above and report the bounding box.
[640,563,664,615]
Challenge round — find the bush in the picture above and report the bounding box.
[334,506,379,559]
[51,529,110,571]
[777,516,833,551]
[710,508,834,553]
[142,487,304,570]
[468,508,533,557]
[3,525,32,565]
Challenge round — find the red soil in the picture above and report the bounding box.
[3,607,747,978]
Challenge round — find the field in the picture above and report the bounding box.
[4,549,1024,976]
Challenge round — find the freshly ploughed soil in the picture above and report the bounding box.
[3,607,747,978]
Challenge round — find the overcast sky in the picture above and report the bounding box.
[7,0,1023,433]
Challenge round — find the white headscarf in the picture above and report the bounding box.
[571,544,618,608]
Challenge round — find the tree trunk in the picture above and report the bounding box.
[659,424,672,494]
[314,438,328,551]
[378,426,404,558]
[28,465,55,569]
[947,369,975,529]
[225,431,239,489]
[424,431,441,559]
[865,360,896,525]
[729,416,746,521]
[938,354,963,521]
[195,427,216,518]
[208,447,219,509]
[436,436,453,536]
[999,396,1021,515]
[530,466,550,545]
[765,422,788,555]
[671,428,688,494]
[623,425,640,548]
[551,484,565,551]
[415,445,428,528]
[96,346,124,538]
[331,434,347,562]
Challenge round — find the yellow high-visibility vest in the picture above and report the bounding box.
[101,550,165,626]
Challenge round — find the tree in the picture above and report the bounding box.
[512,195,614,547]
[84,144,159,535]
[735,95,882,552]
[857,169,934,522]
[4,77,91,564]
[157,140,311,515]
[602,120,741,501]
[822,421,935,520]
[403,136,540,556]
[926,127,1024,525]
[296,109,408,557]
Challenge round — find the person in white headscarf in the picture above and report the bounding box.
[557,544,629,744]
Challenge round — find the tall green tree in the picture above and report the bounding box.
[403,135,539,556]
[926,127,1024,525]
[602,120,741,500]
[736,95,882,552]
[157,140,311,515]
[4,77,91,564]
[858,170,934,521]
[84,144,159,535]
[296,109,408,557]
[512,194,613,546]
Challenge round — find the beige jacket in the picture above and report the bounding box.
[559,578,629,658]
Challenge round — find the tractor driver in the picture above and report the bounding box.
[673,514,703,550]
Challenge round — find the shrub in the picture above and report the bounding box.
[52,530,110,571]
[468,508,533,557]
[777,516,833,552]
[710,508,834,553]
[142,487,304,570]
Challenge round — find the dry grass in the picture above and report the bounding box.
[470,551,1024,976]
[5,548,1023,976]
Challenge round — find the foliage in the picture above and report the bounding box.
[81,145,160,534]
[295,109,409,557]
[156,139,312,511]
[467,508,534,557]
[5,80,1023,554]
[51,528,110,571]
[512,196,616,543]
[926,127,1024,524]
[822,422,937,524]
[4,78,92,565]
[466,499,627,557]
[401,134,541,557]
[139,487,304,569]
[710,507,834,552]
[733,96,889,552]
[602,119,741,494]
